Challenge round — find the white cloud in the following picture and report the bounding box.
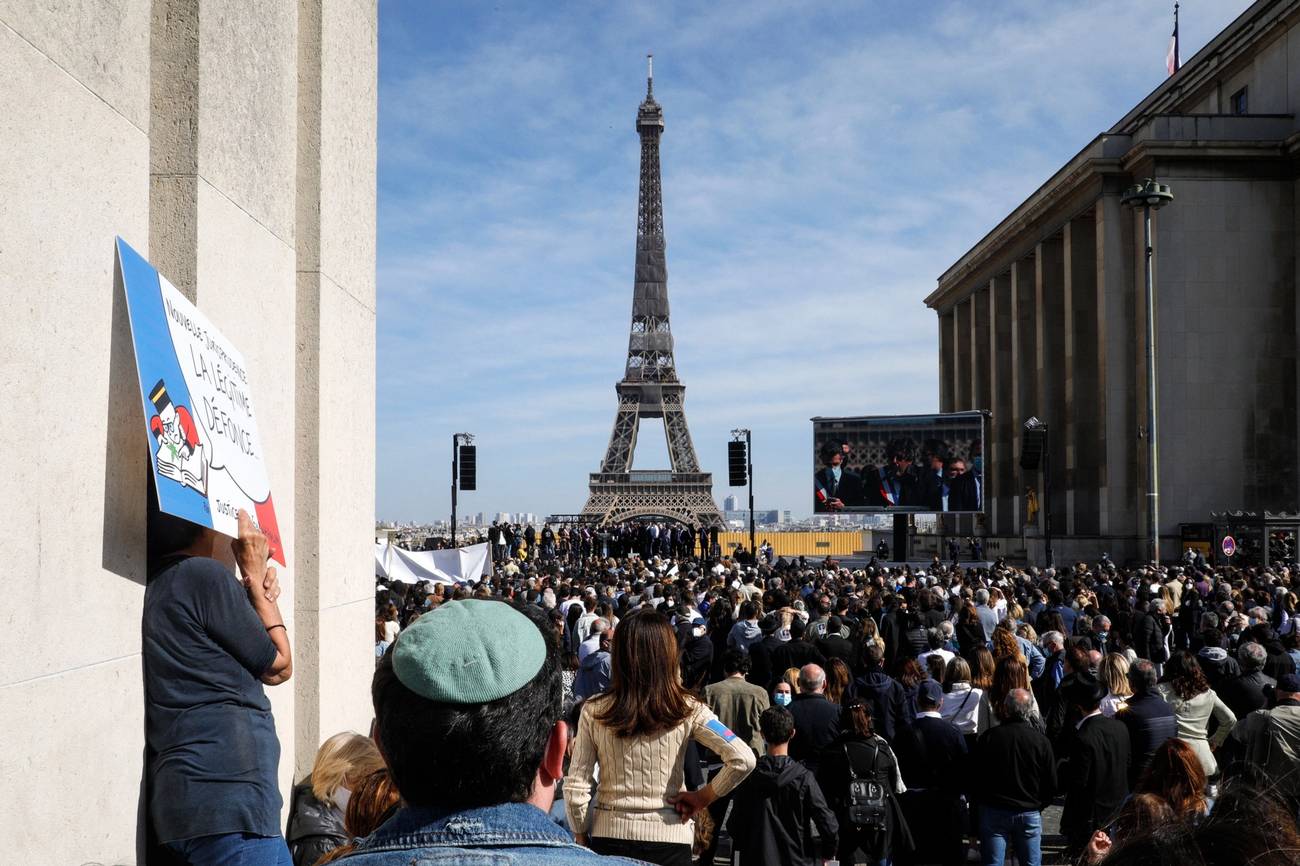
[376,0,1254,520]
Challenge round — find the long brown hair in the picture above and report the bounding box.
[316,767,402,864]
[897,658,926,690]
[970,647,995,690]
[990,657,1031,718]
[925,653,947,683]
[991,624,1023,664]
[1136,738,1208,818]
[841,698,877,739]
[1108,791,1174,840]
[826,658,851,704]
[594,609,694,738]
[944,656,972,689]
[1166,651,1211,701]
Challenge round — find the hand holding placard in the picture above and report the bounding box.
[234,509,278,603]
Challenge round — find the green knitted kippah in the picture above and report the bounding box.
[392,599,546,704]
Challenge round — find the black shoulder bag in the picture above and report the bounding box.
[844,739,889,830]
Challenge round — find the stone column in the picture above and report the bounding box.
[1010,253,1037,532]
[1064,214,1100,536]
[939,310,954,412]
[1095,187,1138,539]
[293,0,378,777]
[970,286,990,538]
[990,272,1013,536]
[150,0,199,302]
[1036,236,1067,539]
[971,287,990,411]
[955,298,973,409]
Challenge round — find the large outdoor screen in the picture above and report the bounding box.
[812,412,986,514]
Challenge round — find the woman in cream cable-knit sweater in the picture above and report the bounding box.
[564,608,756,866]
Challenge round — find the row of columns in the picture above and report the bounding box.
[938,191,1139,543]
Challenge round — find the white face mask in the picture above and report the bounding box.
[830,466,842,482]
[333,786,351,814]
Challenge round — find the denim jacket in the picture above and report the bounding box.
[338,802,646,865]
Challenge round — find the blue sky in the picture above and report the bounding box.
[377,0,1251,523]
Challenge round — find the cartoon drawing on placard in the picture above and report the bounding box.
[148,378,208,496]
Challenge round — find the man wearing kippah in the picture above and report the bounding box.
[337,599,643,864]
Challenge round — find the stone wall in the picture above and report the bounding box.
[0,2,377,863]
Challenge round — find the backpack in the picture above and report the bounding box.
[844,739,890,830]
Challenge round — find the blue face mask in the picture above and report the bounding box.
[773,691,792,707]
[830,466,842,482]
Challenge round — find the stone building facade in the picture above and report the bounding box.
[0,2,377,862]
[927,0,1300,563]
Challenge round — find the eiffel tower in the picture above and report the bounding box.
[580,57,723,529]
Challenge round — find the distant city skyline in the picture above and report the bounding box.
[377,1,1251,522]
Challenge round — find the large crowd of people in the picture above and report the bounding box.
[147,497,1300,866]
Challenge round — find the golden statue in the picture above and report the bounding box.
[1026,486,1039,525]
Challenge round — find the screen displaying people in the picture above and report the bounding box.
[812,414,984,513]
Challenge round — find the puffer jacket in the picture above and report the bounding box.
[286,780,346,866]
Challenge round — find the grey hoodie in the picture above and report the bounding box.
[728,619,764,654]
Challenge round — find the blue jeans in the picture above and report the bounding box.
[165,833,293,866]
[979,806,1041,866]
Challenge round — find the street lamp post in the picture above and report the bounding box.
[1121,178,1174,564]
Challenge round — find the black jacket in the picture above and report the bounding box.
[1197,647,1241,688]
[897,713,968,794]
[862,465,920,508]
[946,471,980,511]
[956,621,987,660]
[1116,691,1178,785]
[816,634,857,669]
[1218,670,1276,719]
[789,693,842,770]
[747,634,785,691]
[1262,638,1298,682]
[727,755,838,866]
[679,635,714,692]
[815,466,865,510]
[1060,714,1131,846]
[771,638,826,678]
[846,671,910,743]
[1133,612,1170,663]
[286,781,346,866]
[971,719,1056,812]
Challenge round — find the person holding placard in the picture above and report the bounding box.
[144,491,293,866]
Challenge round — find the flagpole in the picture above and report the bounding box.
[1167,1,1181,77]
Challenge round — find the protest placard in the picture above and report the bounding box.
[117,237,285,565]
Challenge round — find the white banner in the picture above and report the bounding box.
[375,542,491,585]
